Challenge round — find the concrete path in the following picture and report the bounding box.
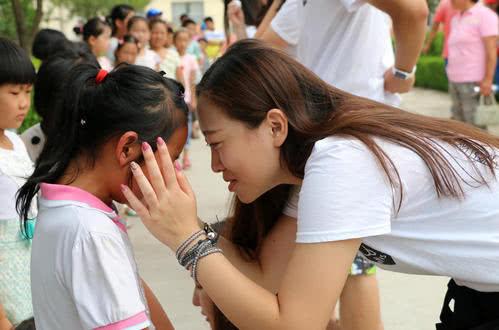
[128,88,474,330]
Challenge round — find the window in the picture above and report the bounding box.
[172,2,204,27]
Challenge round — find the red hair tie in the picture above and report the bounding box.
[95,69,108,84]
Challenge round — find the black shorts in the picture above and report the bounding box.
[436,279,499,330]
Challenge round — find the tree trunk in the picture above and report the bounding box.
[10,0,44,54]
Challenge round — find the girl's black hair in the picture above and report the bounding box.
[0,37,36,86]
[17,64,188,234]
[107,4,135,36]
[127,15,149,31]
[77,17,110,42]
[32,29,71,62]
[115,34,139,52]
[149,17,169,31]
[34,48,98,135]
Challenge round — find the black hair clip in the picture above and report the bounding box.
[159,71,185,99]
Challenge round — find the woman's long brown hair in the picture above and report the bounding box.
[197,39,499,258]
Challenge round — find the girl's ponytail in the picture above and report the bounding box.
[17,65,101,233]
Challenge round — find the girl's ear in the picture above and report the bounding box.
[88,35,97,48]
[115,131,141,167]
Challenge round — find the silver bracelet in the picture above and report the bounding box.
[175,229,205,261]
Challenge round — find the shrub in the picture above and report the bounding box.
[415,56,448,92]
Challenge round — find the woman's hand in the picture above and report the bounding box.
[122,138,201,251]
[480,79,493,97]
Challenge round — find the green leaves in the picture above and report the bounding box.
[51,0,149,19]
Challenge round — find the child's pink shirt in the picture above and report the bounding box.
[446,4,498,83]
[180,53,200,104]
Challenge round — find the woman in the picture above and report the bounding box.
[122,40,499,329]
[149,18,183,82]
[447,0,498,126]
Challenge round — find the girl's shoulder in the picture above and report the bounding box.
[4,130,28,152]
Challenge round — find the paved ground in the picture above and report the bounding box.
[128,88,474,330]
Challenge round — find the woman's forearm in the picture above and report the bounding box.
[196,239,360,329]
[369,0,428,71]
[254,0,283,39]
[217,215,297,292]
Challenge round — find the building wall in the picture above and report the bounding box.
[147,0,224,30]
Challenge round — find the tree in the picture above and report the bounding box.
[0,0,43,52]
[11,0,43,52]
[51,0,149,20]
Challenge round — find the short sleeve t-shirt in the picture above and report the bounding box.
[286,136,499,292]
[158,48,181,80]
[446,4,499,83]
[135,48,161,70]
[32,183,153,330]
[433,0,458,58]
[271,0,400,106]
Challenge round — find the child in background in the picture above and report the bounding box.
[174,28,201,169]
[149,19,183,82]
[78,17,113,70]
[31,29,71,63]
[0,37,36,329]
[16,64,186,330]
[106,4,135,62]
[182,19,204,67]
[114,34,140,66]
[128,16,160,70]
[21,48,98,162]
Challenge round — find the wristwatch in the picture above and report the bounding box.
[392,66,416,80]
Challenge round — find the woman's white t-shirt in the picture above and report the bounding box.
[284,136,499,292]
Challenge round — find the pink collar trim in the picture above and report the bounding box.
[40,183,114,213]
[40,183,128,233]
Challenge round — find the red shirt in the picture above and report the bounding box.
[433,0,459,58]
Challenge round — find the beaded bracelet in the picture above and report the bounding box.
[175,229,205,261]
[175,223,222,283]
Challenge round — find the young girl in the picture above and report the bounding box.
[125,40,499,329]
[106,4,135,62]
[114,34,139,66]
[0,37,36,329]
[149,19,183,82]
[21,48,98,162]
[128,16,160,70]
[16,64,188,330]
[174,28,200,169]
[79,17,113,71]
